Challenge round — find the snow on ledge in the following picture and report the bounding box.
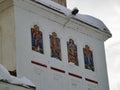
[32,0,111,36]
[0,64,35,88]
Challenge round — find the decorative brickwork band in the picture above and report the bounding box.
[68,72,82,79]
[51,67,65,73]
[31,61,47,68]
[85,78,98,84]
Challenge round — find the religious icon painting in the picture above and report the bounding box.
[31,25,44,54]
[67,39,79,66]
[49,32,62,60]
[83,45,95,71]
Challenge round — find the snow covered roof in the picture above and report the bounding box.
[32,0,112,36]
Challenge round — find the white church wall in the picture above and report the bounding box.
[13,1,109,90]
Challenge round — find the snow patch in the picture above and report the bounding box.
[0,64,35,88]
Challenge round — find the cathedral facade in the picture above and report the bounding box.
[0,0,112,90]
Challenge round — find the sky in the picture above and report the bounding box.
[67,0,120,90]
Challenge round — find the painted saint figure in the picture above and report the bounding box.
[31,25,44,53]
[67,39,79,66]
[49,32,61,60]
[83,45,94,71]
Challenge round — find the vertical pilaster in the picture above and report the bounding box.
[0,0,16,71]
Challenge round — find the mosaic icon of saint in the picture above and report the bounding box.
[83,45,94,71]
[31,25,44,53]
[67,39,79,66]
[49,32,61,60]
